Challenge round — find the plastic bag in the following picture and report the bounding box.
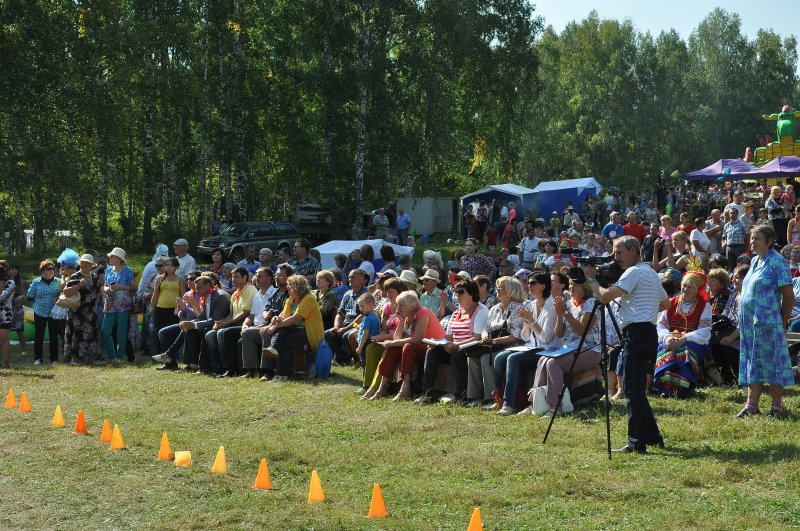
[315,339,334,379]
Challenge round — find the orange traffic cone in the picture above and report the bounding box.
[110,424,125,450]
[52,405,65,427]
[307,470,325,503]
[211,446,227,474]
[467,507,483,531]
[5,388,16,409]
[367,483,388,518]
[253,458,272,490]
[73,410,89,435]
[18,392,31,413]
[158,433,173,461]
[100,419,112,443]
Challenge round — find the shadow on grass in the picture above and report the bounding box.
[0,369,55,380]
[674,441,800,464]
[313,372,362,386]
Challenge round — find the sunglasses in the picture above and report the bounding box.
[44,267,56,271]
[455,289,466,295]
[528,280,538,286]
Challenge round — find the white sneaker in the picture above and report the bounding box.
[269,375,288,383]
[33,359,42,366]
[152,353,173,363]
[517,405,533,416]
[497,405,516,415]
[439,393,456,404]
[541,408,560,418]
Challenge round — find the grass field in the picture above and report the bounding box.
[1,349,799,530]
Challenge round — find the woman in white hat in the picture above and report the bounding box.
[61,254,104,364]
[101,247,137,364]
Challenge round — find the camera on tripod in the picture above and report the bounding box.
[569,255,624,288]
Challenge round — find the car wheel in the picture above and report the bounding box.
[229,247,244,263]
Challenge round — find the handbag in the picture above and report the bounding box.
[528,362,574,415]
[56,292,81,309]
[315,339,334,379]
[710,315,736,346]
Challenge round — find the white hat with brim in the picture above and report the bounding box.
[398,270,421,289]
[78,254,96,266]
[107,247,127,262]
[420,269,440,282]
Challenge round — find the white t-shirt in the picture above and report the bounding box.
[615,262,668,328]
[176,254,197,278]
[250,288,272,326]
[689,229,710,255]
[519,237,539,262]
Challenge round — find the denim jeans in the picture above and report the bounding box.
[492,348,541,407]
[621,323,662,449]
[158,323,184,359]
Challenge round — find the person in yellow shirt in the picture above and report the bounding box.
[262,275,323,382]
[207,266,256,377]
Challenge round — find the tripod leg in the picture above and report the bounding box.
[601,307,613,460]
[542,300,601,444]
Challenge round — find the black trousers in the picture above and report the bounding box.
[272,327,310,377]
[33,313,59,362]
[621,322,662,450]
[153,307,179,351]
[421,346,468,400]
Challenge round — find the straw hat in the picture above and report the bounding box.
[107,247,127,262]
[419,269,441,282]
[398,270,421,290]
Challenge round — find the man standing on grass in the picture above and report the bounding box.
[586,236,669,454]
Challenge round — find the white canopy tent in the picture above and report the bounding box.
[312,239,415,270]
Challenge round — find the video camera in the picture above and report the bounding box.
[569,255,624,288]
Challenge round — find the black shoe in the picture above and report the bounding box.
[612,445,647,454]
[765,408,783,421]
[735,407,761,419]
[647,436,665,449]
[156,363,178,371]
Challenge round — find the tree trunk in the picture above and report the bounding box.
[230,0,246,221]
[12,185,25,253]
[98,155,109,241]
[322,0,335,205]
[217,35,232,222]
[354,0,372,226]
[142,101,155,246]
[197,0,210,237]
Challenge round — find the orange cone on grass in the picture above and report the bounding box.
[211,446,227,474]
[307,470,325,503]
[73,410,89,434]
[18,392,31,413]
[467,507,483,531]
[5,388,16,409]
[158,433,173,461]
[367,483,388,518]
[110,424,125,450]
[253,458,272,490]
[51,405,65,427]
[100,419,112,443]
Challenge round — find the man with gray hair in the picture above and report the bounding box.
[601,212,625,242]
[585,235,669,454]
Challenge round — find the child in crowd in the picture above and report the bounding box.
[549,211,561,232]
[781,184,795,218]
[756,207,770,226]
[352,292,380,368]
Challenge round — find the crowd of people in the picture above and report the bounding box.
[0,180,797,452]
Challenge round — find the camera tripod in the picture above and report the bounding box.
[541,298,625,460]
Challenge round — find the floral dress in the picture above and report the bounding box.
[64,271,103,362]
[739,249,794,386]
[10,277,24,331]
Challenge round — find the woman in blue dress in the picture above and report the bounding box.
[737,225,795,420]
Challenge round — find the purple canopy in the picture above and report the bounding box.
[753,156,800,178]
[684,159,757,181]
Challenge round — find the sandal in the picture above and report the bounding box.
[360,387,377,400]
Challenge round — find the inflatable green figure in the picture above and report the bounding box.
[763,105,800,139]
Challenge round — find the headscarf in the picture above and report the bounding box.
[152,243,169,262]
[683,271,708,302]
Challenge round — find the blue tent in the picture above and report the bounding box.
[460,183,537,217]
[530,178,603,219]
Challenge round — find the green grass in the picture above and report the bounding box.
[1,349,799,530]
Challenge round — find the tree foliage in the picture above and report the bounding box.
[0,4,797,251]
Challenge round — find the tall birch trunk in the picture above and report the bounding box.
[354,0,372,226]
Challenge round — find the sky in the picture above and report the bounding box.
[533,0,800,42]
